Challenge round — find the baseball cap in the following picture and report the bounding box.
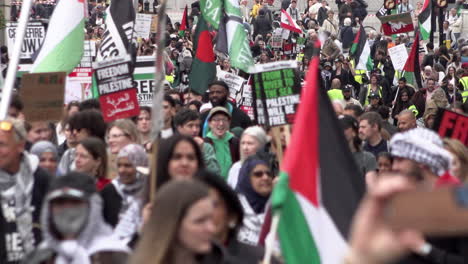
[342,85,352,92]
[369,91,380,99]
[208,106,231,121]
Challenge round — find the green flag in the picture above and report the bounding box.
[200,0,223,29]
[223,0,255,73]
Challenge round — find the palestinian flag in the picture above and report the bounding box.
[378,12,414,36]
[418,0,432,40]
[179,5,189,37]
[30,0,85,73]
[271,55,364,263]
[402,32,422,89]
[350,25,373,71]
[281,9,302,34]
[188,16,216,95]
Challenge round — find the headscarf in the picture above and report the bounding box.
[236,156,270,214]
[117,144,148,168]
[30,140,58,161]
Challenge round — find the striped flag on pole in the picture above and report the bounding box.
[30,0,85,73]
[280,9,302,34]
[271,54,363,263]
[222,0,254,73]
[350,25,373,71]
[418,0,432,40]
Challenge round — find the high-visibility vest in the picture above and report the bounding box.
[364,85,383,106]
[350,60,366,84]
[297,53,304,62]
[327,89,344,101]
[166,75,175,84]
[462,90,468,103]
[459,76,468,91]
[408,104,419,117]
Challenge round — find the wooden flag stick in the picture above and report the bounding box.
[0,0,33,119]
[271,126,284,167]
[262,213,280,264]
[149,0,167,202]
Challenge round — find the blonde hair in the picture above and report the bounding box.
[443,138,468,182]
[107,119,141,144]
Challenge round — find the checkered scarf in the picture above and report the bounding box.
[390,128,452,176]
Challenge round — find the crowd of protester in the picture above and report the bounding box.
[1,0,468,263]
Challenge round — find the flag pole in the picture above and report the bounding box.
[149,0,167,202]
[0,0,33,119]
[391,70,405,113]
[262,213,280,264]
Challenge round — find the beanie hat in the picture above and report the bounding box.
[390,128,452,176]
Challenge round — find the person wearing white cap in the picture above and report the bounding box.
[389,128,468,264]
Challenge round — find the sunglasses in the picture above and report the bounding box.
[252,170,273,178]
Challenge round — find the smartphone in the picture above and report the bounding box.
[385,186,468,236]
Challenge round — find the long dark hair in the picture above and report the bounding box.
[131,180,210,264]
[141,135,204,205]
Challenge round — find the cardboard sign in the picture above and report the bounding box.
[133,56,155,106]
[135,14,153,39]
[271,32,283,49]
[378,12,414,36]
[433,108,468,146]
[150,15,159,33]
[6,22,45,61]
[94,56,140,122]
[216,69,245,103]
[238,78,255,120]
[252,61,302,127]
[388,44,408,71]
[20,72,66,121]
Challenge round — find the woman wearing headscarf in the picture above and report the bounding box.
[227,126,268,189]
[235,155,274,246]
[197,170,281,263]
[31,140,59,175]
[101,144,148,227]
[113,135,205,245]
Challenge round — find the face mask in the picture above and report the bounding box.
[52,205,89,238]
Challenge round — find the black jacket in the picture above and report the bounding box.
[397,237,468,264]
[100,183,122,227]
[253,15,273,39]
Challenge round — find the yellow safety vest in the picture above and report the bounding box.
[364,85,383,106]
[327,89,344,101]
[350,60,366,84]
[462,90,468,103]
[408,104,419,117]
[459,76,468,91]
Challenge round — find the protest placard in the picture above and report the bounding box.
[135,14,153,39]
[94,56,140,122]
[6,22,45,61]
[20,72,66,122]
[151,15,159,33]
[251,61,302,127]
[238,80,255,120]
[271,32,283,49]
[388,44,408,71]
[216,69,245,103]
[133,56,155,106]
[433,108,468,146]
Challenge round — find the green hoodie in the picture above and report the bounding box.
[207,131,234,179]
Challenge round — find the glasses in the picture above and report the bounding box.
[252,170,273,178]
[211,118,229,123]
